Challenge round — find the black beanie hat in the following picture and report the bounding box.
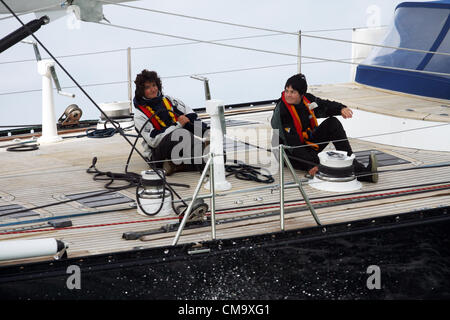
[285,73,307,95]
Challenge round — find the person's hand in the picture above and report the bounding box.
[341,107,353,119]
[177,115,190,126]
[308,166,319,176]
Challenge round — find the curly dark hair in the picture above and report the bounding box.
[134,69,162,98]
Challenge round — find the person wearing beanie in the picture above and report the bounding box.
[133,69,209,175]
[271,73,378,183]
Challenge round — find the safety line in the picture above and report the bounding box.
[0,32,288,66]
[94,21,450,78]
[0,58,362,96]
[99,0,450,57]
[0,0,189,207]
[0,2,62,21]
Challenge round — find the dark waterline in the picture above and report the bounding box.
[1,219,449,300]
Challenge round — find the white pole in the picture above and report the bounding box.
[297,30,302,74]
[172,156,212,246]
[127,47,133,113]
[204,99,231,191]
[279,145,285,231]
[209,154,216,239]
[37,59,62,144]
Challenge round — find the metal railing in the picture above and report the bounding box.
[171,144,321,246]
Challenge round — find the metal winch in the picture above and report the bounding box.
[136,170,208,222]
[175,199,208,223]
[98,101,131,119]
[97,101,134,130]
[309,150,362,192]
[58,104,82,127]
[136,170,174,217]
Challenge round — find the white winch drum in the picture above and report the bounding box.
[98,101,131,119]
[315,150,356,182]
[309,150,362,192]
[318,150,355,168]
[137,170,175,217]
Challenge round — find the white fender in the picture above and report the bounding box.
[0,238,65,261]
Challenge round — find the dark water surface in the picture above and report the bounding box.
[1,219,449,300]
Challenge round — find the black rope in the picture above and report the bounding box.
[85,127,117,138]
[135,168,169,216]
[85,112,188,217]
[86,157,141,190]
[6,143,39,152]
[0,0,188,208]
[124,117,152,174]
[225,160,274,184]
[86,158,178,216]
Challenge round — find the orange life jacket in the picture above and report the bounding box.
[136,97,178,130]
[281,91,319,150]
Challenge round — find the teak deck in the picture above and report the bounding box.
[0,83,449,266]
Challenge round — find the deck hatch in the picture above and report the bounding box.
[0,204,39,220]
[65,190,134,208]
[354,150,410,167]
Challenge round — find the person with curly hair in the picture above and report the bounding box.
[133,69,209,175]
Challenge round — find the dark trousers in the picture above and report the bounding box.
[151,127,206,172]
[287,117,370,178]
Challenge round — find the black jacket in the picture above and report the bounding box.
[272,92,346,147]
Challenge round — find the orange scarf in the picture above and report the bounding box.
[281,91,319,150]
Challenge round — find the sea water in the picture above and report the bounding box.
[1,218,449,300]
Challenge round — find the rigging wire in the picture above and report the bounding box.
[99,0,450,57]
[0,0,189,208]
[0,1,388,67]
[93,21,450,78]
[0,117,448,181]
[0,58,365,96]
[0,29,378,67]
[0,32,287,66]
[0,3,448,236]
[0,4,448,190]
[281,123,450,151]
[0,2,62,21]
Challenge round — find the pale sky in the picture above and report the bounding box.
[0,0,428,125]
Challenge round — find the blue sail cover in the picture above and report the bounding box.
[355,1,450,99]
